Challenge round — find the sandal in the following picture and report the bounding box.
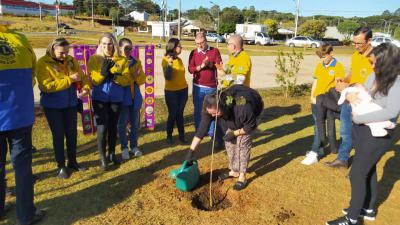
[233,181,247,191]
[218,172,236,182]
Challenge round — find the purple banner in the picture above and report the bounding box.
[144,45,155,130]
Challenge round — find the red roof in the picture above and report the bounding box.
[1,0,75,11]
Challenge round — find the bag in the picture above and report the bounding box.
[169,160,200,192]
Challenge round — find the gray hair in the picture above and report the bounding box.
[195,32,206,40]
[229,34,243,49]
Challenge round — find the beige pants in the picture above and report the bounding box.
[224,129,252,173]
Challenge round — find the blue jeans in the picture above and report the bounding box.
[338,103,353,161]
[118,105,140,150]
[43,107,78,168]
[311,104,323,153]
[0,126,36,224]
[193,85,224,143]
[165,88,188,138]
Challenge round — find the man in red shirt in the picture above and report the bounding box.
[188,32,224,146]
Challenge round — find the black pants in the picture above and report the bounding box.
[164,88,188,139]
[316,88,341,151]
[0,126,36,224]
[93,101,121,157]
[43,107,78,168]
[348,124,394,220]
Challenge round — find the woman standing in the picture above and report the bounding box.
[36,38,89,179]
[162,38,188,144]
[326,43,400,225]
[117,38,146,160]
[88,33,131,170]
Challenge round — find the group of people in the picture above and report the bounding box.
[298,27,400,225]
[1,19,400,225]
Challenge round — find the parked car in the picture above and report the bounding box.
[255,32,272,45]
[285,36,322,48]
[205,33,225,43]
[371,36,400,47]
[58,23,72,29]
[321,38,343,46]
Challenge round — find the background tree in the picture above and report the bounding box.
[220,7,244,24]
[264,19,278,38]
[243,6,257,23]
[394,26,400,39]
[299,20,327,38]
[337,20,360,39]
[218,23,236,34]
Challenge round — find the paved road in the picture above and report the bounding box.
[33,48,351,103]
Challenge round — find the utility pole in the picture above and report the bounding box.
[56,0,60,35]
[178,0,181,40]
[91,0,94,27]
[294,0,300,37]
[39,2,42,22]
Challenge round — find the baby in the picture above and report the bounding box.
[338,85,396,137]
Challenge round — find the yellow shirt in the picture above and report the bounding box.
[349,51,374,84]
[313,58,345,97]
[162,56,188,91]
[128,58,146,98]
[226,50,252,87]
[36,54,90,93]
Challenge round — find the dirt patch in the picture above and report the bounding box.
[273,207,296,224]
[191,183,231,211]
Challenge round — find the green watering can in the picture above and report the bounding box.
[169,160,200,192]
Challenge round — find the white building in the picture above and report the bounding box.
[128,11,150,22]
[147,21,178,38]
[324,26,347,41]
[0,0,75,16]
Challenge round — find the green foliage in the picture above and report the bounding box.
[275,50,304,98]
[264,19,278,38]
[218,23,235,34]
[299,20,327,38]
[342,37,352,46]
[337,20,360,39]
[109,7,119,21]
[242,6,257,23]
[394,27,400,40]
[220,7,244,24]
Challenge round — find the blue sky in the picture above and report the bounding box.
[39,0,399,18]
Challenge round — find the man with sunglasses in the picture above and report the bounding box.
[188,32,224,147]
[324,27,374,169]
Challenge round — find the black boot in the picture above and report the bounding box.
[108,151,121,165]
[57,167,70,179]
[98,148,108,171]
[67,161,87,171]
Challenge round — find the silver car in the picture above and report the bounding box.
[371,37,400,47]
[205,33,225,43]
[285,36,322,48]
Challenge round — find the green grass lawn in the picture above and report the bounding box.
[2,87,400,225]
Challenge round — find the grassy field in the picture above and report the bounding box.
[2,15,354,56]
[1,88,400,225]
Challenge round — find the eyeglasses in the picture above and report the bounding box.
[352,41,367,46]
[195,40,206,46]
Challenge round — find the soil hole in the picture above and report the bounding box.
[273,207,295,223]
[191,186,231,211]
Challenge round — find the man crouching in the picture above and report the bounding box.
[185,85,264,191]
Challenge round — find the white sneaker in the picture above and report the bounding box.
[301,151,318,165]
[121,148,130,160]
[131,147,142,157]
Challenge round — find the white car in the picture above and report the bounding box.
[255,32,272,45]
[285,36,322,48]
[205,33,225,43]
[371,37,400,47]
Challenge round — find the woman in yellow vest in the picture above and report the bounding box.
[162,38,188,144]
[88,33,131,170]
[36,38,90,179]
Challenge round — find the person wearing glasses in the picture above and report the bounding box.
[216,34,252,87]
[325,27,374,168]
[188,32,224,148]
[162,38,188,144]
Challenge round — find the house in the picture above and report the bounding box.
[324,26,346,41]
[147,21,178,38]
[0,0,75,16]
[182,24,201,35]
[128,11,150,22]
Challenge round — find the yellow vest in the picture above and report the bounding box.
[88,54,131,87]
